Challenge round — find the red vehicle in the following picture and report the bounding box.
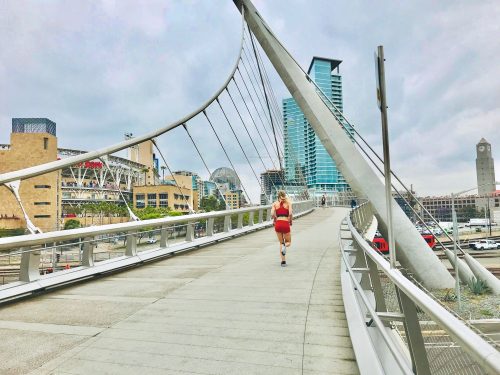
[372,234,435,253]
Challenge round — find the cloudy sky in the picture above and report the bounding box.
[1,0,499,201]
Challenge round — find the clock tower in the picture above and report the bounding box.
[475,138,496,195]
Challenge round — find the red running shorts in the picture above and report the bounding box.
[274,220,290,234]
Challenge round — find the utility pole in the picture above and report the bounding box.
[375,46,396,269]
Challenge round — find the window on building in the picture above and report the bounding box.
[34,202,51,205]
[35,185,51,189]
[136,194,145,208]
[147,193,157,207]
[34,215,51,218]
[43,137,48,150]
[159,193,168,208]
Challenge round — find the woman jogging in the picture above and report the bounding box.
[271,190,293,267]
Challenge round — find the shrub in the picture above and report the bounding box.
[468,277,490,295]
[64,219,81,230]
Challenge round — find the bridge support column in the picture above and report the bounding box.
[81,237,94,267]
[19,248,41,282]
[235,0,454,288]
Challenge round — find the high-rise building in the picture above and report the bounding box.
[260,169,285,204]
[476,138,496,195]
[283,57,353,195]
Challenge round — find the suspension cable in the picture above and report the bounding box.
[242,40,284,137]
[224,87,280,201]
[236,67,279,150]
[215,98,268,198]
[239,57,283,147]
[231,77,288,191]
[202,110,253,206]
[215,98,266,201]
[99,156,139,221]
[244,30,285,134]
[182,124,229,210]
[151,139,194,214]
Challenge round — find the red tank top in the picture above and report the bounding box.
[276,201,289,217]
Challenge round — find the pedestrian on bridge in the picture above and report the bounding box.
[271,190,292,267]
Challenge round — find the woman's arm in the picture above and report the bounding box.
[270,202,277,220]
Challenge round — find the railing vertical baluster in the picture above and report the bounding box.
[126,232,137,256]
[160,226,168,248]
[249,211,254,226]
[396,286,431,375]
[81,237,94,267]
[258,209,263,224]
[207,218,214,236]
[366,256,387,313]
[237,213,243,229]
[266,208,272,221]
[223,215,231,232]
[185,222,194,242]
[19,247,41,282]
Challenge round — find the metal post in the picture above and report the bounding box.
[451,193,461,309]
[376,46,396,269]
[396,287,431,375]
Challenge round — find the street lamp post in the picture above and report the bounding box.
[451,193,461,309]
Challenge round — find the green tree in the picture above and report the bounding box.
[200,195,225,212]
[64,219,81,230]
[457,206,481,222]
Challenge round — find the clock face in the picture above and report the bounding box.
[478,145,485,152]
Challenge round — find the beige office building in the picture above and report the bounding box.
[0,119,61,232]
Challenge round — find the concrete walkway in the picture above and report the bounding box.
[0,208,358,375]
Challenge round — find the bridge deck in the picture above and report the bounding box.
[0,208,359,375]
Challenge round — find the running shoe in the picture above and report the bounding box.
[281,261,287,267]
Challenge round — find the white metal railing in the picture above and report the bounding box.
[0,200,314,303]
[340,203,500,375]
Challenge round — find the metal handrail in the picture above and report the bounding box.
[339,229,414,375]
[0,200,296,251]
[347,214,500,375]
[0,9,246,185]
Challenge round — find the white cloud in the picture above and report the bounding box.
[1,0,499,202]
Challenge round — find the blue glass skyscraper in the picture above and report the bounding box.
[283,57,353,193]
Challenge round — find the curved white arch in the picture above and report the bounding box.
[0,8,245,185]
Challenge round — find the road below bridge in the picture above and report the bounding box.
[0,208,359,375]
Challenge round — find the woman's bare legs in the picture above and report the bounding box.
[275,231,286,262]
[275,231,292,263]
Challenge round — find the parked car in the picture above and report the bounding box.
[146,238,158,244]
[469,239,500,250]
